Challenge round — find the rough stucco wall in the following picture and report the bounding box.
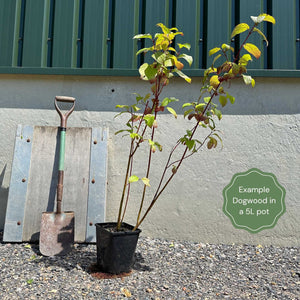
[0,74,299,246]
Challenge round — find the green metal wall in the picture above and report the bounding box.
[0,0,299,76]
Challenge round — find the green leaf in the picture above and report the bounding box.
[184,109,194,118]
[145,65,158,80]
[161,97,179,107]
[136,47,152,56]
[130,132,141,139]
[153,51,166,64]
[144,114,155,127]
[227,93,235,104]
[131,104,140,112]
[178,54,193,66]
[167,107,177,118]
[214,108,222,120]
[115,129,130,135]
[133,33,152,39]
[204,97,211,103]
[156,23,171,34]
[219,95,227,107]
[27,279,34,285]
[212,54,222,66]
[231,23,250,39]
[185,139,195,150]
[209,47,221,56]
[253,28,269,46]
[195,103,206,111]
[182,102,194,108]
[116,104,130,110]
[239,54,252,65]
[175,70,191,83]
[129,175,139,183]
[177,43,191,50]
[243,43,261,59]
[213,132,223,148]
[141,177,150,187]
[154,141,163,151]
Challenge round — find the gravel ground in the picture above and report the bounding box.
[0,230,299,300]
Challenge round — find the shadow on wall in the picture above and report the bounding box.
[0,165,8,230]
[0,75,299,115]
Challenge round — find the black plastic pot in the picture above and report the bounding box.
[95,222,141,274]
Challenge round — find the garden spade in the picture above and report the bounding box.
[39,96,76,256]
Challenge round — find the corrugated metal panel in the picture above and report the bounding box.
[22,0,45,67]
[52,0,76,67]
[176,0,201,69]
[0,0,16,66]
[239,0,265,69]
[112,0,136,68]
[0,0,299,74]
[272,0,297,69]
[206,0,232,68]
[82,0,106,68]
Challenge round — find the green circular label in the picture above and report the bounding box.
[223,168,286,233]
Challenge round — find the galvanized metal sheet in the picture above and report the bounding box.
[3,125,108,243]
[85,127,108,242]
[3,125,33,242]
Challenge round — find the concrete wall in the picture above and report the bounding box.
[0,74,299,246]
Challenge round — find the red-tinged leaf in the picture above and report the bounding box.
[243,43,261,59]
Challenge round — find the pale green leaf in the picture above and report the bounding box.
[253,28,269,46]
[195,103,206,111]
[178,53,193,66]
[136,47,152,56]
[221,43,232,51]
[184,109,194,118]
[141,177,150,187]
[242,74,253,85]
[167,107,177,118]
[177,43,191,50]
[212,54,222,66]
[176,70,191,83]
[231,23,250,39]
[209,47,221,56]
[144,114,155,127]
[214,108,222,120]
[161,97,179,107]
[139,63,148,80]
[182,102,194,108]
[129,175,139,183]
[133,33,152,39]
